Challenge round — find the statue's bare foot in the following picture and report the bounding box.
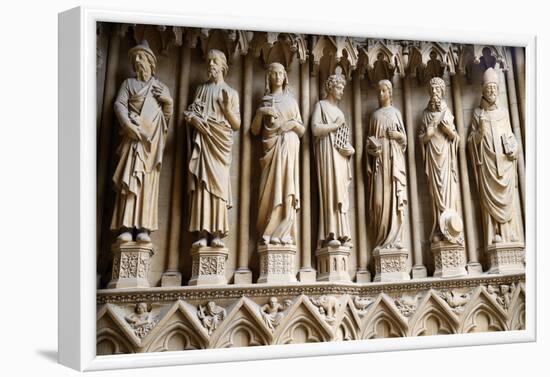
[280,236,293,245]
[136,231,151,243]
[432,234,441,243]
[341,239,353,248]
[117,231,132,243]
[270,237,281,245]
[493,235,503,244]
[327,239,341,247]
[193,238,207,247]
[394,242,403,249]
[211,237,225,248]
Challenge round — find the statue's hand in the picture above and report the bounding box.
[387,130,403,142]
[218,89,230,112]
[278,120,295,134]
[124,123,142,141]
[426,126,435,139]
[152,84,172,105]
[340,144,355,157]
[257,106,278,119]
[191,116,212,137]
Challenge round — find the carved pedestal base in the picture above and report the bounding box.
[432,242,467,278]
[233,268,253,284]
[298,268,317,283]
[486,243,525,274]
[188,246,228,286]
[257,245,297,284]
[315,246,351,282]
[356,269,372,283]
[373,248,410,282]
[108,242,154,289]
[161,271,182,287]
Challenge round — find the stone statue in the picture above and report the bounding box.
[419,77,463,245]
[111,40,173,243]
[366,79,408,250]
[184,49,241,248]
[125,302,157,338]
[310,295,339,323]
[197,301,227,335]
[311,74,355,248]
[260,297,291,331]
[252,62,305,245]
[468,68,520,246]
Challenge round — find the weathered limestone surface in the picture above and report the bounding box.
[96,24,527,355]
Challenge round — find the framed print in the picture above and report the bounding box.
[58,6,536,371]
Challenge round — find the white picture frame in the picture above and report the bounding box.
[58,5,537,372]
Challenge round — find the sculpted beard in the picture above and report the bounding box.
[135,61,151,80]
[429,91,443,111]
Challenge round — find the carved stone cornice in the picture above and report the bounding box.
[310,35,359,80]
[97,273,524,304]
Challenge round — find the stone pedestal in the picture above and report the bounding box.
[233,268,253,284]
[188,246,229,286]
[298,268,317,283]
[373,248,410,282]
[257,245,297,284]
[316,246,351,282]
[412,265,428,279]
[161,271,182,287]
[467,261,483,276]
[108,242,154,289]
[432,242,467,278]
[486,243,525,274]
[356,269,372,283]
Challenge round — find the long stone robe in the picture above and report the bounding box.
[468,99,519,245]
[257,92,302,244]
[367,106,408,249]
[111,77,172,231]
[186,81,239,237]
[311,100,353,246]
[419,102,461,243]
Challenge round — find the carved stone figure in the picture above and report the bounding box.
[310,295,339,323]
[252,62,305,246]
[125,302,158,338]
[366,80,408,251]
[111,40,173,243]
[353,296,375,317]
[468,68,520,247]
[260,297,291,331]
[420,77,463,245]
[468,68,524,274]
[439,290,471,313]
[366,80,410,281]
[197,301,226,335]
[311,74,354,248]
[394,294,419,317]
[185,49,241,248]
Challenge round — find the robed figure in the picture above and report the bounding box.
[468,68,520,246]
[111,40,173,243]
[366,80,408,250]
[311,74,355,248]
[184,50,241,248]
[420,77,463,245]
[252,62,305,245]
